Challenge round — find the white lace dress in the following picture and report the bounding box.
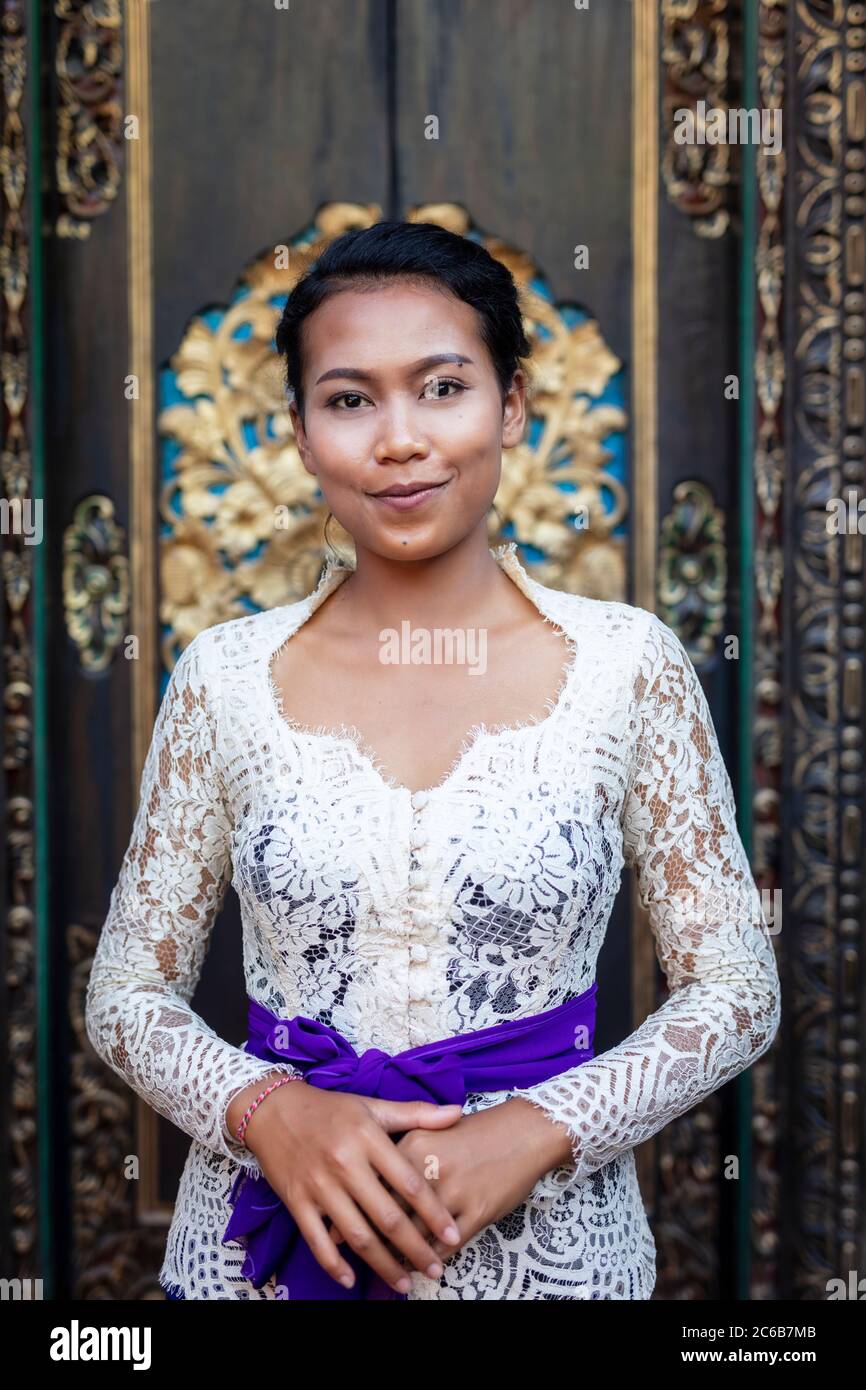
[85,541,781,1300]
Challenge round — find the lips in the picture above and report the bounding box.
[372,481,449,498]
[369,478,451,512]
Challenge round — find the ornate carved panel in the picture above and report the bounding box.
[749,0,786,1302]
[662,0,733,237]
[658,479,727,666]
[781,0,866,1300]
[1,0,37,1292]
[54,0,125,239]
[62,496,130,672]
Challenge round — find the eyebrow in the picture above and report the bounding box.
[314,353,475,386]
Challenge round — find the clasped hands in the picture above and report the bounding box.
[243,1079,574,1295]
[331,1097,573,1274]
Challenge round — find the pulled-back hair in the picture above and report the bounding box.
[275,220,532,422]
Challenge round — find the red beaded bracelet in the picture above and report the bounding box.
[236,1072,303,1147]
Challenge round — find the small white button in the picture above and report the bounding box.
[410,944,428,963]
[411,792,430,810]
[409,869,427,887]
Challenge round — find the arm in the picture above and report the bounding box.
[511,610,782,1183]
[84,630,302,1172]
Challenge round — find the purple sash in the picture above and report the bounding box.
[222,984,597,1301]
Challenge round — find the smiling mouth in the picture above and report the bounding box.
[371,480,450,498]
[368,478,452,509]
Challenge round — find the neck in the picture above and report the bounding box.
[326,535,517,633]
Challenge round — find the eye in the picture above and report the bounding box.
[420,376,466,401]
[325,379,467,410]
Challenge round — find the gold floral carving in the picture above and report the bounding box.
[661,0,732,237]
[658,479,726,666]
[54,0,124,239]
[62,496,130,671]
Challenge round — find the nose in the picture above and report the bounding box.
[373,399,430,464]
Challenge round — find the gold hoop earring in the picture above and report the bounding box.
[323,511,345,564]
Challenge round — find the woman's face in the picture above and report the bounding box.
[288,280,526,561]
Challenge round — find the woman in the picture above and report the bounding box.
[86,220,781,1301]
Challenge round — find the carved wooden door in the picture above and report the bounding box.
[5,0,856,1303]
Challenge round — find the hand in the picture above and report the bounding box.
[232,1078,465,1294]
[329,1097,574,1269]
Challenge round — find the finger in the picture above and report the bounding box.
[402,1206,460,1263]
[386,1199,455,1272]
[291,1202,362,1291]
[373,1190,415,1267]
[340,1176,460,1264]
[333,1188,457,1267]
[378,1188,436,1266]
[372,1134,462,1250]
[368,1099,463,1135]
[320,1181,421,1293]
[342,1165,452,1280]
[332,1211,420,1262]
[327,1218,345,1246]
[376,1218,452,1273]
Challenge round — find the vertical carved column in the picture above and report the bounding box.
[749,0,786,1301]
[834,0,865,1294]
[0,0,37,1286]
[784,0,866,1298]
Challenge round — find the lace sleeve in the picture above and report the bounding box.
[84,631,301,1172]
[512,610,781,1183]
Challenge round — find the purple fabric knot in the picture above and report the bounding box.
[261,1012,469,1106]
[222,985,597,1301]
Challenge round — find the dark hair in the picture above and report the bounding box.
[275,220,532,423]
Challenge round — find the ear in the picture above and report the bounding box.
[501,369,527,449]
[289,403,316,476]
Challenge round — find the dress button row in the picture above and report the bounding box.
[410,909,437,926]
[410,944,429,963]
[409,893,428,909]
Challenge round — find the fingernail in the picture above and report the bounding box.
[443,1224,460,1242]
[340,1273,355,1288]
[396,1276,412,1293]
[427,1262,444,1279]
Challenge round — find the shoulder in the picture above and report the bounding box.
[183,561,345,677]
[526,572,662,658]
[526,577,697,708]
[180,601,307,680]
[562,590,687,668]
